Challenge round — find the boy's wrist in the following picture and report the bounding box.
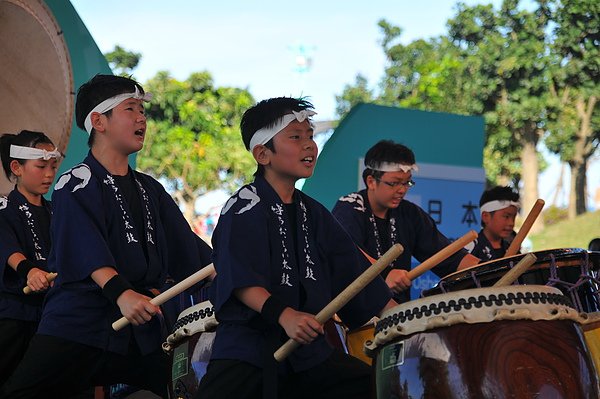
[16,259,36,280]
[261,295,288,325]
[102,274,133,305]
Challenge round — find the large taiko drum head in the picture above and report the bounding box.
[0,0,73,195]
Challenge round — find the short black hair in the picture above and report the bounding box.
[0,130,54,180]
[240,97,314,176]
[362,140,416,186]
[75,74,145,148]
[479,186,520,227]
[588,238,600,252]
[479,186,520,207]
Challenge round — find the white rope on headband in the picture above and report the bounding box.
[366,161,419,173]
[248,110,317,151]
[10,145,62,160]
[480,200,520,215]
[83,86,153,135]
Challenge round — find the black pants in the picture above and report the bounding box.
[195,350,373,399]
[0,318,38,388]
[0,334,169,399]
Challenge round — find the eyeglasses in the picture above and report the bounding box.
[376,178,415,189]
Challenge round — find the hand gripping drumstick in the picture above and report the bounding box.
[493,253,537,287]
[274,243,404,362]
[407,230,478,281]
[23,272,57,294]
[505,199,545,257]
[112,263,215,331]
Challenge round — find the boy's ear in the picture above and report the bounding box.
[481,211,491,226]
[90,112,107,133]
[10,159,22,177]
[366,175,377,191]
[252,145,271,166]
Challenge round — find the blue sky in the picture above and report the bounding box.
[69,0,599,209]
[69,0,508,121]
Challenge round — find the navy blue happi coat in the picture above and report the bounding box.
[0,188,51,321]
[209,176,391,372]
[38,153,212,355]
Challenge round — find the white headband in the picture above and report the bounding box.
[83,86,153,134]
[366,161,419,173]
[10,145,62,160]
[248,110,317,151]
[480,200,520,214]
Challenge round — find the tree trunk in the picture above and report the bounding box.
[520,124,544,233]
[567,95,597,218]
[568,159,587,219]
[173,190,196,227]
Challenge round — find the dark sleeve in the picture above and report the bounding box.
[332,197,369,253]
[410,205,467,278]
[0,206,26,290]
[322,207,391,330]
[210,195,271,313]
[51,177,116,283]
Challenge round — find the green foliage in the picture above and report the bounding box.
[335,74,374,117]
[337,0,600,202]
[544,0,600,215]
[449,0,552,190]
[541,205,569,226]
[104,45,142,77]
[137,71,255,214]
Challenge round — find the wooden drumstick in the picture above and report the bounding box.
[23,272,57,294]
[112,263,215,331]
[274,243,404,362]
[407,230,478,280]
[505,199,545,257]
[493,253,537,287]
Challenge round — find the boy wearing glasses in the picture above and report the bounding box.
[332,140,478,303]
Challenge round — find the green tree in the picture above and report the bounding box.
[337,14,527,187]
[544,0,600,218]
[377,21,478,115]
[104,45,142,76]
[448,0,552,227]
[137,71,255,222]
[335,74,374,117]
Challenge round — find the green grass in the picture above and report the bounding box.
[530,210,600,251]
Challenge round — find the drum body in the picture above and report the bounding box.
[164,303,352,398]
[583,312,600,377]
[164,301,217,399]
[346,323,375,365]
[367,286,600,399]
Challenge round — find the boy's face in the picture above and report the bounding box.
[262,119,317,182]
[482,205,518,240]
[11,143,59,198]
[99,98,147,155]
[366,170,413,211]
